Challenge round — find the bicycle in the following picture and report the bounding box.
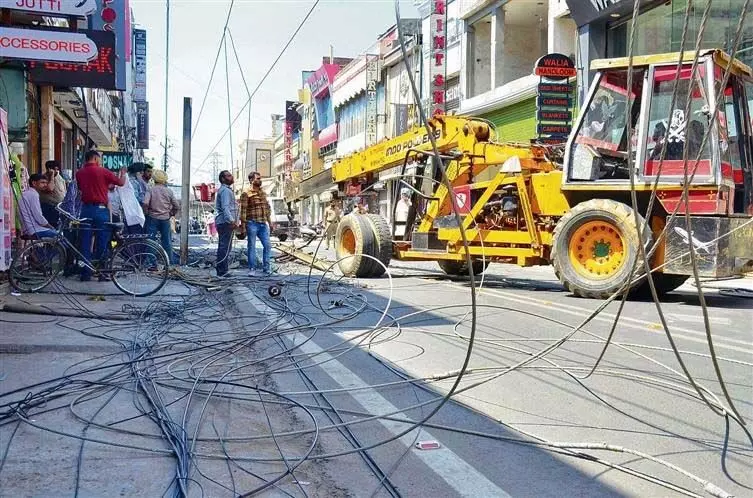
[9,205,170,297]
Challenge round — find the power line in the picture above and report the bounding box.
[192,0,236,140]
[194,0,320,175]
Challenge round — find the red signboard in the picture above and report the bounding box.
[27,30,116,89]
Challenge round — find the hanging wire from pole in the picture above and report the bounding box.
[223,32,235,180]
[228,28,253,190]
[163,0,171,171]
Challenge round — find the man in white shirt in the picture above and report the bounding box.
[19,174,57,238]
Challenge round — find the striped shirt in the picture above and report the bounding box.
[240,187,271,224]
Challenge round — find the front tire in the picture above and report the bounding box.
[110,238,170,297]
[551,199,650,299]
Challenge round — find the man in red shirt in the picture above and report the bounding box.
[75,150,126,281]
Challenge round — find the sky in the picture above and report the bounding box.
[131,0,420,184]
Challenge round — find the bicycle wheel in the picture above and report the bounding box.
[9,240,67,293]
[109,238,169,297]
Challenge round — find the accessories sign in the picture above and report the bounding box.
[0,27,97,63]
[0,0,96,16]
[27,29,115,89]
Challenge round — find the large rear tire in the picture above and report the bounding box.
[437,259,489,277]
[551,199,650,299]
[335,214,390,278]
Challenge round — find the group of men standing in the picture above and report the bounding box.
[18,150,180,281]
[214,170,274,278]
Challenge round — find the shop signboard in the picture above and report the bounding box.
[429,0,448,117]
[534,53,575,143]
[133,29,146,102]
[101,151,132,172]
[538,83,571,94]
[284,120,293,181]
[135,101,149,149]
[0,108,12,271]
[365,55,379,147]
[27,30,115,89]
[534,53,577,80]
[89,0,128,90]
[0,0,96,16]
[0,27,98,63]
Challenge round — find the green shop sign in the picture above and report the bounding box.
[101,152,133,172]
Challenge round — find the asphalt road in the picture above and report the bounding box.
[270,243,753,497]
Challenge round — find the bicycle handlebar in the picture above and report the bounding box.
[56,203,90,223]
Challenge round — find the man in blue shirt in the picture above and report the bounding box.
[214,170,239,277]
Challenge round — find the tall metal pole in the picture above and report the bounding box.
[163,0,171,171]
[180,97,192,265]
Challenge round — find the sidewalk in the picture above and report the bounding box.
[0,272,358,497]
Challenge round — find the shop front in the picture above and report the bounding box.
[569,0,753,101]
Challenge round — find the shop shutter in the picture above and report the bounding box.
[482,97,537,143]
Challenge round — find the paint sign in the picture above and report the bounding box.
[365,55,379,146]
[428,0,448,117]
[0,27,97,63]
[0,0,96,16]
[133,29,146,102]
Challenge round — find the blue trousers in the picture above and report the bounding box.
[246,220,271,273]
[216,222,234,276]
[79,204,111,279]
[148,218,174,264]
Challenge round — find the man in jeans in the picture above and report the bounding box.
[75,150,126,281]
[214,170,239,277]
[239,171,273,276]
[143,170,180,264]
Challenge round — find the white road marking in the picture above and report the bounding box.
[665,313,732,326]
[442,283,753,355]
[239,288,512,498]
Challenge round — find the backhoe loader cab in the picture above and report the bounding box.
[565,50,752,215]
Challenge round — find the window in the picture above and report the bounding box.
[574,69,642,153]
[644,64,712,177]
[607,0,753,71]
[569,69,643,181]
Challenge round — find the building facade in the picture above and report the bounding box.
[567,0,753,102]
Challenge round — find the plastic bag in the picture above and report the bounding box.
[119,179,145,227]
